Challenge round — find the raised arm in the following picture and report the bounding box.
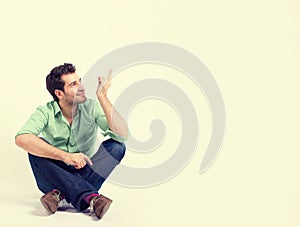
[96,69,129,139]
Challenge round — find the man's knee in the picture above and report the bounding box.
[116,142,126,161]
[103,139,126,162]
[28,153,42,166]
[111,141,126,162]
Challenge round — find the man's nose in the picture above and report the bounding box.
[78,82,85,91]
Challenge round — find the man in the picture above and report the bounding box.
[15,63,128,219]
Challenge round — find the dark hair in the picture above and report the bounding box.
[46,63,76,101]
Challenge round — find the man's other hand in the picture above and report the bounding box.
[63,152,93,169]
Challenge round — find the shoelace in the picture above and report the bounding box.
[89,196,100,215]
[51,190,61,202]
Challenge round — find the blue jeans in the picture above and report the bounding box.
[28,139,125,211]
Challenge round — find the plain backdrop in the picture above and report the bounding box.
[1,0,300,226]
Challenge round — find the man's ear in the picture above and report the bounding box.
[54,89,64,100]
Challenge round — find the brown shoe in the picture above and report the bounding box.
[40,190,62,214]
[90,195,113,219]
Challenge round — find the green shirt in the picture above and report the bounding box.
[16,99,127,157]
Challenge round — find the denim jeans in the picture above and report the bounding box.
[28,138,126,211]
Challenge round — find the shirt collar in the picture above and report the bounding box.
[77,103,83,112]
[53,101,62,117]
[53,101,82,117]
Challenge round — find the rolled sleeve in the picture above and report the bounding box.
[94,101,127,142]
[15,106,48,138]
[102,128,128,142]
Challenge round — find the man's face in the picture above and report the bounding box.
[60,73,87,105]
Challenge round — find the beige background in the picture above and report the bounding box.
[1,0,300,226]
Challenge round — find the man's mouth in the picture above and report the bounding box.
[76,92,85,97]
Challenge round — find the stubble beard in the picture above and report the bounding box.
[73,95,87,105]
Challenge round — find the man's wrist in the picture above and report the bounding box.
[59,149,69,163]
[97,93,108,102]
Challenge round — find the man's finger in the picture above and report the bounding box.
[84,155,93,166]
[108,69,112,80]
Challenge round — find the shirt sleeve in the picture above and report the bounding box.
[94,101,127,142]
[15,106,48,138]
